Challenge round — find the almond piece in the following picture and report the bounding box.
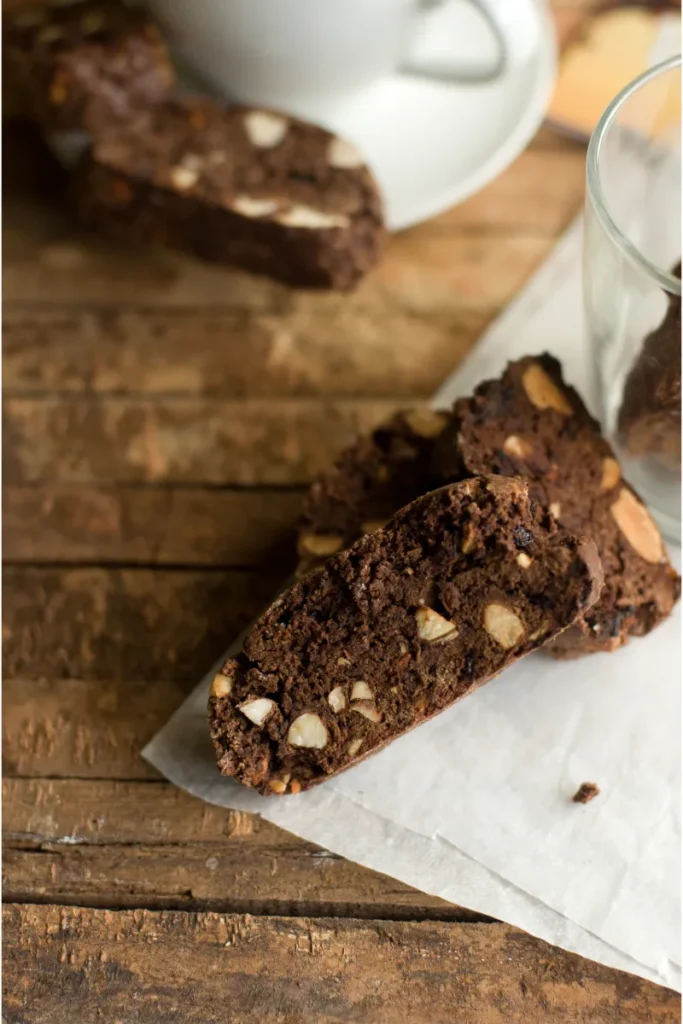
[461,523,478,554]
[521,364,573,415]
[287,713,328,749]
[243,111,288,148]
[231,196,279,219]
[483,603,525,649]
[351,705,381,723]
[610,488,664,563]
[298,533,344,557]
[601,457,621,490]
[549,502,561,520]
[404,408,449,438]
[289,779,302,795]
[239,698,276,726]
[415,606,458,643]
[275,205,348,230]
[327,137,364,169]
[503,435,532,459]
[351,681,373,701]
[169,165,199,191]
[347,737,363,757]
[327,686,346,713]
[269,779,287,794]
[361,520,389,535]
[210,669,234,698]
[516,552,532,569]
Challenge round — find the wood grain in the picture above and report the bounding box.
[3,778,475,921]
[4,905,678,1024]
[3,678,181,780]
[4,485,302,566]
[3,567,280,681]
[4,396,402,486]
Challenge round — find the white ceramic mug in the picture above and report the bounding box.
[148,0,535,109]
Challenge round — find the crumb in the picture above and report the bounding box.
[572,782,600,804]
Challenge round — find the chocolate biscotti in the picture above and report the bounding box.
[75,98,384,290]
[209,477,602,794]
[434,355,680,657]
[4,0,174,134]
[297,408,449,576]
[618,264,681,461]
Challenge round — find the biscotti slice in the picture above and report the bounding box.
[209,476,602,794]
[298,408,449,576]
[618,263,681,461]
[75,98,384,290]
[434,354,680,657]
[3,0,174,134]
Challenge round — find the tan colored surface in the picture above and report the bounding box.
[3,4,679,1018]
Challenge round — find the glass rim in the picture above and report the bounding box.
[586,54,682,296]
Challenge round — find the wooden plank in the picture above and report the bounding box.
[4,178,553,310]
[3,678,182,780]
[3,396,401,486]
[3,485,302,566]
[4,905,678,1024]
[3,567,280,682]
[2,304,490,399]
[3,778,476,921]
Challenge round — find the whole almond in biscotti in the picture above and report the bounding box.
[75,98,384,290]
[433,353,680,657]
[209,476,602,794]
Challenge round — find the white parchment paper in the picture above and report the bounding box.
[144,219,681,990]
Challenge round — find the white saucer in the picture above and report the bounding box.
[178,1,557,232]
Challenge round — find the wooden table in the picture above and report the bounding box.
[3,4,680,1019]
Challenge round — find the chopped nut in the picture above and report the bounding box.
[275,205,349,230]
[549,502,561,520]
[238,697,276,726]
[415,606,458,643]
[601,457,621,490]
[289,780,302,795]
[351,681,373,701]
[503,435,532,459]
[483,603,525,649]
[269,779,287,794]
[404,408,448,438]
[572,781,600,804]
[243,110,289,148]
[287,713,328,749]
[327,137,364,169]
[327,686,346,713]
[516,552,532,569]
[361,520,389,535]
[347,737,363,757]
[398,640,409,655]
[298,533,344,558]
[210,669,234,698]
[169,165,199,191]
[521,363,573,415]
[337,656,351,667]
[351,705,381,723]
[231,195,280,218]
[461,523,478,554]
[610,487,664,563]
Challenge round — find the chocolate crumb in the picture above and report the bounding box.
[572,782,600,804]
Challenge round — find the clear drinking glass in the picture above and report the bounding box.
[584,56,681,542]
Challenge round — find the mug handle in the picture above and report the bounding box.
[400,0,511,84]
